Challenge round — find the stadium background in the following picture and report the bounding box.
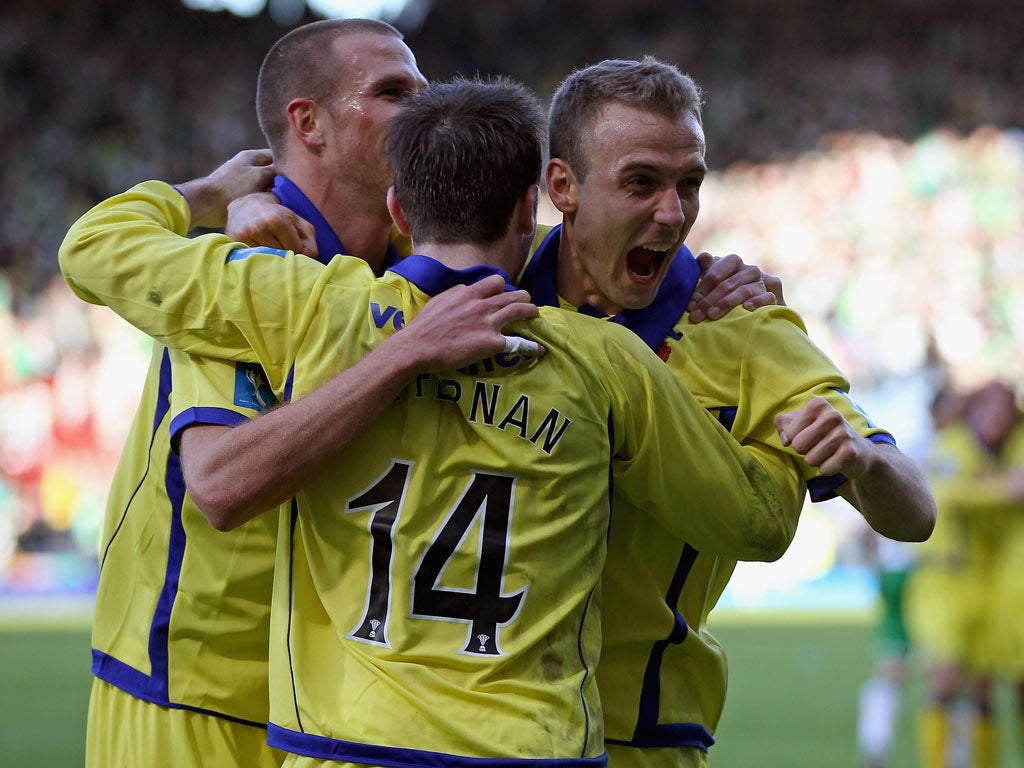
[0,0,1022,763]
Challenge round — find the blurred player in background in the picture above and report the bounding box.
[856,385,969,768]
[856,533,917,768]
[907,379,1024,768]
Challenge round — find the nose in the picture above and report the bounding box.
[652,189,685,229]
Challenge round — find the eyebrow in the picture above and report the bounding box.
[618,159,707,177]
[369,73,420,91]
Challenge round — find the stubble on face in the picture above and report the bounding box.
[323,33,427,198]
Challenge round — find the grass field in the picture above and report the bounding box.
[710,613,911,767]
[1,621,93,767]
[1,611,1021,767]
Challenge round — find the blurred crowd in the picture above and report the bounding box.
[691,125,1024,391]
[0,276,149,594]
[1,0,1023,597]
[411,0,1024,167]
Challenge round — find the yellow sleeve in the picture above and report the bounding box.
[57,180,357,374]
[928,424,1024,512]
[673,304,890,499]
[168,349,278,449]
[604,325,791,562]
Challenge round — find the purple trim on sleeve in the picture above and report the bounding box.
[808,432,897,502]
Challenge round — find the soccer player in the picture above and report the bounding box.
[58,18,539,768]
[61,75,789,765]
[855,386,967,768]
[855,534,916,768]
[906,380,1024,768]
[516,57,937,767]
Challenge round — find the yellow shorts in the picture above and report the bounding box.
[605,743,708,768]
[282,753,618,768]
[905,567,1003,675]
[283,757,382,768]
[86,678,286,768]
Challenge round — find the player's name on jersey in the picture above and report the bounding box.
[411,374,572,456]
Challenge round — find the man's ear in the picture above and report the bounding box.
[517,184,539,237]
[285,97,326,150]
[387,187,412,236]
[545,158,579,215]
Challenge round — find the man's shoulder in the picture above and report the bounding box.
[693,302,808,335]
[536,306,664,374]
[537,305,640,341]
[668,302,811,356]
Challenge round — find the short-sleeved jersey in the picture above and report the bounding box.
[919,421,1024,567]
[86,311,277,729]
[906,420,1024,674]
[61,176,408,731]
[61,181,786,767]
[520,226,895,767]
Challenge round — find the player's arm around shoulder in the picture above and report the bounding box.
[58,179,195,305]
[58,159,341,361]
[58,179,283,360]
[670,303,816,555]
[599,323,792,562]
[60,149,275,304]
[728,305,936,542]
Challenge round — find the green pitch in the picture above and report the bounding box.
[2,612,1020,767]
[710,613,908,766]
[1,623,92,766]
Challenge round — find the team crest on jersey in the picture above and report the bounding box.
[656,329,683,362]
[233,362,277,412]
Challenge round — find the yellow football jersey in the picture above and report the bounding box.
[906,420,1024,675]
[85,338,278,725]
[521,226,894,767]
[59,178,409,738]
[62,182,786,766]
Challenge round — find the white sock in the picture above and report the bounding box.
[857,676,901,762]
[947,697,974,768]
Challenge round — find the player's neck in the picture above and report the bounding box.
[416,237,523,279]
[330,212,393,275]
[555,221,622,316]
[287,167,393,275]
[411,195,534,280]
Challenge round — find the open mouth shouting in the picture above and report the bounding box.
[626,243,672,284]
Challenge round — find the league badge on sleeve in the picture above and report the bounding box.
[233,362,277,412]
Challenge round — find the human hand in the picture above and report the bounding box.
[687,252,784,323]
[226,192,318,257]
[400,274,544,373]
[775,397,874,478]
[179,149,277,230]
